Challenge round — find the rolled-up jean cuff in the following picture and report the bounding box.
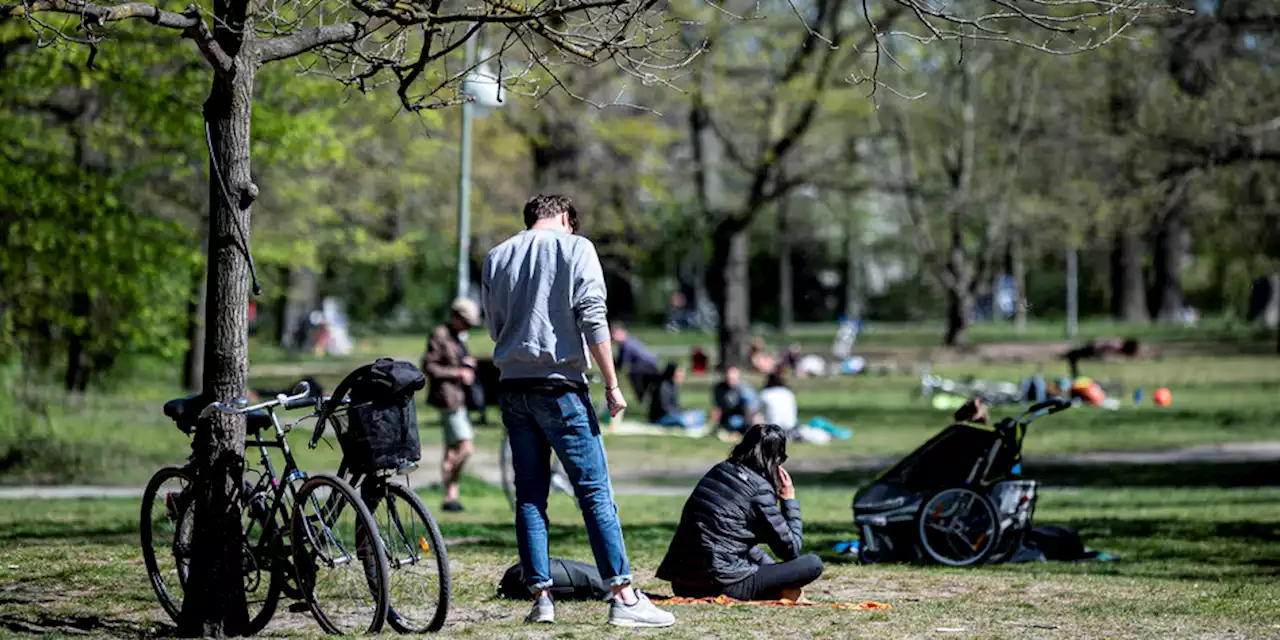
[527,580,554,593]
[608,574,633,587]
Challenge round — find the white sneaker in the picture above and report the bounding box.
[608,590,676,628]
[525,593,555,624]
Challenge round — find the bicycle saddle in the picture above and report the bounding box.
[163,394,273,435]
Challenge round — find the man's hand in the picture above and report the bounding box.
[777,466,795,500]
[462,356,477,368]
[458,368,476,386]
[606,386,627,418]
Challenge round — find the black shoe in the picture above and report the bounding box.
[442,501,465,512]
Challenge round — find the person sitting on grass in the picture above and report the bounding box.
[648,363,707,429]
[657,424,823,601]
[711,365,760,433]
[758,373,798,431]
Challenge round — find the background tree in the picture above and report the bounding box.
[2,0,681,632]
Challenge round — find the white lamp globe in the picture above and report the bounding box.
[463,51,504,109]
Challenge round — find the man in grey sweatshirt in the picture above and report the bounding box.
[481,195,675,628]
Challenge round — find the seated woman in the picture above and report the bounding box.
[649,363,707,429]
[657,424,823,601]
[758,373,798,431]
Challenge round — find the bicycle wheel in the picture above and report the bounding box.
[141,467,281,634]
[366,481,451,633]
[917,487,1000,567]
[290,473,390,635]
[140,466,193,623]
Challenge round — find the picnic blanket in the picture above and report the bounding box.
[653,595,891,611]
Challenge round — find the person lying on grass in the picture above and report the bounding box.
[657,424,824,602]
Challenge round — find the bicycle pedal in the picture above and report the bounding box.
[287,602,310,614]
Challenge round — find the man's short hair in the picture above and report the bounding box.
[523,194,579,232]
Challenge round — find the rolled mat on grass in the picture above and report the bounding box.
[652,595,891,610]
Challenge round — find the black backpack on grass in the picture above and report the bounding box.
[497,558,608,601]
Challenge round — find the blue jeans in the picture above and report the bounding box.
[656,409,707,429]
[499,389,632,592]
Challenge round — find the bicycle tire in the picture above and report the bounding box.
[290,473,390,635]
[140,466,192,623]
[368,482,451,633]
[141,466,281,634]
[917,487,1000,567]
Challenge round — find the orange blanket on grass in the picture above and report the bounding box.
[654,595,891,611]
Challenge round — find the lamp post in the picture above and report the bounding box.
[455,33,504,301]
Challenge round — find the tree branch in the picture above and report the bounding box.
[256,22,363,64]
[2,0,196,29]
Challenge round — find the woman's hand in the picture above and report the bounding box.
[778,466,795,500]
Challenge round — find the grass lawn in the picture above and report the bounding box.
[5,351,1278,487]
[2,479,1279,638]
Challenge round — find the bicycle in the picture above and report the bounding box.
[141,382,391,635]
[312,363,451,633]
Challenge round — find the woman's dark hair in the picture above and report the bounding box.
[764,372,786,389]
[728,424,788,492]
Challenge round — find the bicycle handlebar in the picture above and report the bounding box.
[309,394,348,449]
[198,381,313,421]
[1016,397,1072,425]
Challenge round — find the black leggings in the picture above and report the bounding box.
[673,554,824,601]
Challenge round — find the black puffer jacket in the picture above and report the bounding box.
[656,461,803,588]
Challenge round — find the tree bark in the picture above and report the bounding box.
[1110,226,1149,322]
[178,56,255,637]
[1152,191,1188,322]
[777,199,793,337]
[711,224,751,368]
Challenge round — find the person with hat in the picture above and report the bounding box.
[423,297,482,512]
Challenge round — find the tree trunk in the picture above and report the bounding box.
[710,224,750,368]
[182,265,208,392]
[777,199,792,337]
[183,228,209,392]
[178,58,255,637]
[1152,194,1187,322]
[843,216,861,319]
[1110,226,1149,322]
[1011,232,1028,334]
[280,267,317,350]
[64,291,90,392]
[944,284,973,346]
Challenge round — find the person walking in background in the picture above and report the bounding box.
[712,365,761,433]
[657,424,823,601]
[611,322,662,405]
[422,298,481,512]
[481,194,675,629]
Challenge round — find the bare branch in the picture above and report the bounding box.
[256,21,363,64]
[1,0,197,28]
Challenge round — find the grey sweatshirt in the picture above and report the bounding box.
[480,228,610,382]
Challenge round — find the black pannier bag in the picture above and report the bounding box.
[328,359,427,473]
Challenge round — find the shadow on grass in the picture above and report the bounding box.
[0,612,165,638]
[787,459,1280,489]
